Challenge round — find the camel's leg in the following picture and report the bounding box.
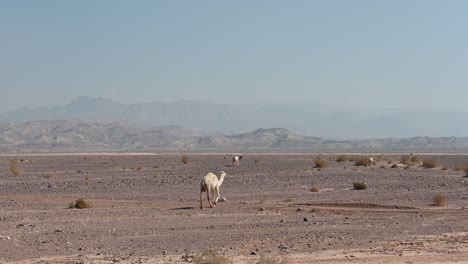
[207,190,213,208]
[214,188,220,205]
[200,190,203,209]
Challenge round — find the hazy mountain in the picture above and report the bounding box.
[1,97,468,138]
[1,120,467,152]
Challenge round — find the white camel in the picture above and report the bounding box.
[232,155,243,166]
[369,157,374,167]
[200,171,227,209]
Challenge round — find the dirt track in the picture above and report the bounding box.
[1,153,468,263]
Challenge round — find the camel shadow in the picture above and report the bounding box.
[173,207,196,210]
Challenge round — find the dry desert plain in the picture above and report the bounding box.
[1,153,468,264]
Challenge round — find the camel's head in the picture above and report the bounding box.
[219,171,227,177]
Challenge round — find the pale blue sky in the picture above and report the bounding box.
[1,1,467,112]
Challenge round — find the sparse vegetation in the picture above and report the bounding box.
[193,249,233,264]
[454,164,463,171]
[353,181,368,190]
[10,159,21,176]
[314,158,327,169]
[254,159,260,164]
[69,198,92,209]
[391,164,398,168]
[433,194,448,207]
[354,156,370,167]
[422,159,439,169]
[336,155,347,162]
[181,156,189,164]
[310,186,320,192]
[441,165,448,170]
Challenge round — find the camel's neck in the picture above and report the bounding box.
[218,174,226,186]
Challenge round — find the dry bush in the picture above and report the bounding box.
[454,164,463,171]
[69,198,92,209]
[433,194,448,207]
[422,159,439,168]
[181,156,189,164]
[354,156,370,167]
[411,155,420,163]
[10,159,21,176]
[314,158,327,169]
[193,250,233,264]
[441,165,448,171]
[391,163,398,168]
[400,155,412,165]
[255,255,289,264]
[254,159,260,164]
[353,181,368,190]
[336,155,347,162]
[310,186,320,192]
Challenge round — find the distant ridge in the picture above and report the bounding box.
[0,119,467,152]
[1,97,468,138]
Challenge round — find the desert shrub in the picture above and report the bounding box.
[77,170,83,173]
[314,158,327,169]
[411,155,420,163]
[336,155,347,162]
[441,166,448,170]
[310,186,320,192]
[422,159,439,169]
[69,198,92,209]
[10,159,21,176]
[353,181,368,190]
[181,156,189,164]
[454,164,463,171]
[391,163,398,168]
[404,165,411,170]
[433,194,448,207]
[193,249,233,264]
[400,155,412,165]
[254,159,260,164]
[256,255,289,264]
[354,156,370,167]
[44,174,53,179]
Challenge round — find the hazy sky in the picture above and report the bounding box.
[1,1,467,113]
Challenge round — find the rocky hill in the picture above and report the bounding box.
[2,96,468,139]
[1,119,467,152]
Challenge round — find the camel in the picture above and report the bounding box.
[200,171,227,209]
[232,155,243,166]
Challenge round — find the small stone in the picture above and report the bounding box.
[303,218,309,222]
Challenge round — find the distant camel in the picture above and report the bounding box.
[200,171,227,209]
[232,155,243,166]
[369,157,375,166]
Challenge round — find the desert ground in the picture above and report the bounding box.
[1,153,468,263]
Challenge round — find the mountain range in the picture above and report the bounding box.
[1,119,467,152]
[1,96,468,139]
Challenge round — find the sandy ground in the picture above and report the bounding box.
[1,153,468,263]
